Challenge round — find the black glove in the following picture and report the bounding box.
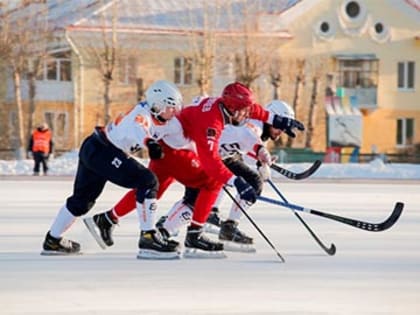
[234,176,257,204]
[272,115,305,138]
[146,139,163,160]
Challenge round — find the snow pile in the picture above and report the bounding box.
[1,151,420,179]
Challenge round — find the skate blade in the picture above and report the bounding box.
[221,240,256,253]
[137,249,181,260]
[183,248,227,259]
[203,223,220,235]
[40,250,82,256]
[83,217,107,250]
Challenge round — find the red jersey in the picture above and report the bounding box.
[177,97,269,184]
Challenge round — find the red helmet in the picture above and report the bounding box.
[221,82,255,113]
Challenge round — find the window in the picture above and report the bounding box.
[37,51,72,82]
[118,56,137,84]
[396,118,414,147]
[320,22,330,33]
[174,57,193,85]
[397,61,415,90]
[374,22,384,34]
[345,1,360,18]
[44,111,68,144]
[337,59,378,88]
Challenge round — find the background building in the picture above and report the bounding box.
[0,0,418,161]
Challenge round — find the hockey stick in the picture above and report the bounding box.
[270,160,322,180]
[223,187,285,263]
[247,152,321,180]
[266,179,336,255]
[258,195,404,232]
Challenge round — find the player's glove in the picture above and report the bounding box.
[145,139,163,160]
[258,163,271,181]
[272,115,305,138]
[255,145,272,165]
[234,176,257,204]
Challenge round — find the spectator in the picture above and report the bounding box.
[28,122,54,176]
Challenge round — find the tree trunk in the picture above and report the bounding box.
[305,77,319,148]
[27,72,37,145]
[270,73,281,99]
[286,74,302,147]
[104,75,111,125]
[13,70,25,159]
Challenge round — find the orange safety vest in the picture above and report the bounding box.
[32,129,52,153]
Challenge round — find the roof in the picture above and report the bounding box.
[0,0,302,43]
[2,0,299,33]
[0,0,105,29]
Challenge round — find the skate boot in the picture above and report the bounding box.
[83,212,117,249]
[155,215,178,236]
[137,229,180,260]
[203,207,222,235]
[41,231,81,255]
[155,215,168,230]
[156,220,180,248]
[219,220,256,253]
[183,226,226,259]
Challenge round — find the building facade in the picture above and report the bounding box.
[275,0,420,155]
[0,0,418,159]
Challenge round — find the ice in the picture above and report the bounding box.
[0,178,419,314]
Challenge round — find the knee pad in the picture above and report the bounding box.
[136,171,159,203]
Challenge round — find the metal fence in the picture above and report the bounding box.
[273,148,420,164]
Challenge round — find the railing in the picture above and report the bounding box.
[272,148,420,164]
[337,87,377,109]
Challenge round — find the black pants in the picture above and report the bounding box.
[33,151,48,174]
[223,157,263,195]
[66,131,158,217]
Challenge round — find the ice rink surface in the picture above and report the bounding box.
[0,177,419,315]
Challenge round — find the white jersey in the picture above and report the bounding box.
[219,119,264,159]
[161,117,196,151]
[105,102,193,155]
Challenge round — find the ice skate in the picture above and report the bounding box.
[155,215,179,238]
[203,208,222,235]
[157,226,179,247]
[183,226,226,259]
[83,212,117,249]
[137,229,180,260]
[219,220,256,253]
[41,231,81,255]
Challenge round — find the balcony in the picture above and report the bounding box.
[336,87,377,110]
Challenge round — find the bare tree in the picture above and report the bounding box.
[0,1,54,159]
[305,70,320,148]
[269,58,283,99]
[286,58,305,148]
[187,1,221,95]
[78,0,119,125]
[232,2,262,88]
[304,57,330,149]
[226,1,285,99]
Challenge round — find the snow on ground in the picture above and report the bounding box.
[1,150,420,179]
[0,175,419,314]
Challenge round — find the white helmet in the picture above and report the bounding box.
[145,80,183,118]
[266,100,295,119]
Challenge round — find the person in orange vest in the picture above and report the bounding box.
[28,122,54,176]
